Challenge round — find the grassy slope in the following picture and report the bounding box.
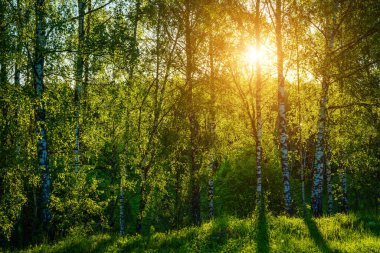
[15,213,380,253]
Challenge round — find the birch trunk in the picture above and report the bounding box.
[326,143,333,215]
[185,0,200,225]
[255,0,263,209]
[74,0,85,172]
[0,0,7,85]
[14,0,22,86]
[311,78,328,217]
[122,0,140,235]
[34,0,51,227]
[275,0,293,216]
[129,0,140,79]
[119,180,125,236]
[136,164,147,233]
[208,33,216,219]
[339,161,348,212]
[295,15,306,210]
[311,1,337,217]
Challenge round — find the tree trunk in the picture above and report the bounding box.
[0,0,7,85]
[74,0,85,172]
[275,0,293,216]
[14,0,22,86]
[255,0,263,209]
[339,161,348,212]
[311,79,328,217]
[34,0,51,228]
[326,143,333,215]
[129,0,140,79]
[208,32,217,220]
[185,0,200,226]
[119,181,125,236]
[311,1,337,217]
[136,164,147,233]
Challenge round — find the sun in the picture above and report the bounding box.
[244,45,265,64]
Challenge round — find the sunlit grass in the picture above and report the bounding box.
[16,213,380,253]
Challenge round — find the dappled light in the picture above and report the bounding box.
[1,0,379,251]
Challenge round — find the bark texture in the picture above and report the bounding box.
[74,0,85,172]
[255,0,263,208]
[185,0,200,225]
[275,0,293,216]
[326,144,333,215]
[208,33,217,219]
[311,1,337,217]
[34,0,51,227]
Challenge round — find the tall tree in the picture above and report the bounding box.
[34,0,51,229]
[274,0,293,216]
[74,0,86,172]
[311,0,338,217]
[255,0,263,209]
[185,0,201,225]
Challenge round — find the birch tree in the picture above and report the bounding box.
[255,0,264,209]
[74,0,85,172]
[311,0,338,217]
[34,0,51,228]
[272,0,293,216]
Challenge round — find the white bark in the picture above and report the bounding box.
[311,0,338,217]
[34,0,51,226]
[275,0,293,216]
[74,0,85,172]
[255,0,263,208]
[185,0,200,225]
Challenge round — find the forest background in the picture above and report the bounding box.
[0,0,379,250]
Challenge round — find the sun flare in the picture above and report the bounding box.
[244,45,265,64]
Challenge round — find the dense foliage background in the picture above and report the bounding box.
[0,0,379,249]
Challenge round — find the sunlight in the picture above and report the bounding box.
[244,45,265,65]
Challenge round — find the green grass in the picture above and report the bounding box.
[13,213,380,253]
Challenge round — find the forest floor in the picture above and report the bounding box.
[14,212,380,253]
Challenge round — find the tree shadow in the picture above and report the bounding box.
[303,214,339,253]
[256,210,269,253]
[92,236,117,253]
[53,235,115,253]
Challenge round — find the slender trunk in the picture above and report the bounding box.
[14,0,22,86]
[83,0,90,125]
[301,151,306,210]
[136,163,147,233]
[185,0,200,226]
[208,32,216,219]
[255,0,263,209]
[295,12,306,211]
[311,79,328,217]
[175,164,182,229]
[74,0,85,172]
[120,114,129,235]
[34,0,51,228]
[275,0,292,216]
[119,180,125,236]
[0,0,7,85]
[326,143,333,214]
[129,0,140,78]
[311,2,337,217]
[339,160,348,212]
[108,135,117,232]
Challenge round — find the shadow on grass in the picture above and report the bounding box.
[119,218,244,252]
[53,235,115,253]
[92,236,117,253]
[256,210,269,253]
[356,215,380,237]
[303,214,339,253]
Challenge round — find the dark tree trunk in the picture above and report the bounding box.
[34,0,51,229]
